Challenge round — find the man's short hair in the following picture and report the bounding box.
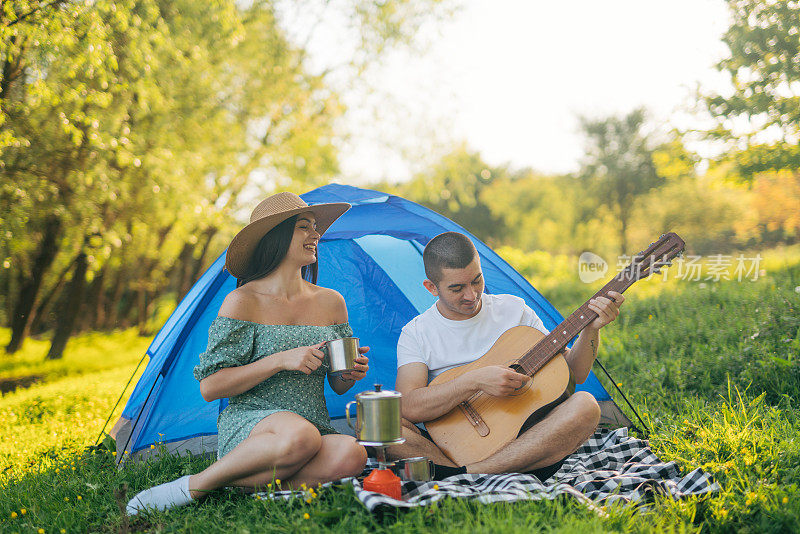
[423,232,478,285]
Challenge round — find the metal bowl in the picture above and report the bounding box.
[396,457,435,481]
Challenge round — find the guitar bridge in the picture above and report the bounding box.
[458,401,489,437]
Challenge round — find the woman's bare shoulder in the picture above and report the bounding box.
[307,284,348,323]
[218,287,261,321]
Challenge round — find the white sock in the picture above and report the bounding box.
[126,475,193,515]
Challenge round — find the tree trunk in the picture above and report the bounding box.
[93,268,107,330]
[6,215,61,353]
[2,258,14,327]
[144,290,159,335]
[117,289,136,329]
[0,34,26,102]
[176,242,195,301]
[46,252,88,360]
[104,266,127,329]
[136,287,147,335]
[28,254,78,336]
[79,267,106,332]
[619,208,629,257]
[188,227,219,287]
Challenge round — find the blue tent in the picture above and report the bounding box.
[115,184,630,461]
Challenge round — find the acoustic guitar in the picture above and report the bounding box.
[425,232,685,465]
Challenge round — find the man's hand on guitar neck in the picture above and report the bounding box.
[587,291,624,330]
[467,366,530,397]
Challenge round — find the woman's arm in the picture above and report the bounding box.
[321,288,371,394]
[199,354,282,401]
[328,349,369,394]
[199,343,326,401]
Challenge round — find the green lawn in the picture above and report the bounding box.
[1,248,799,533]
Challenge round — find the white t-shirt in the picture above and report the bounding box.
[396,293,550,382]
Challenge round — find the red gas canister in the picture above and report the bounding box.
[362,467,402,500]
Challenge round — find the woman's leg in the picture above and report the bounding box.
[230,434,367,490]
[188,411,322,499]
[127,413,363,514]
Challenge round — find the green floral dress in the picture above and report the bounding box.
[193,316,352,459]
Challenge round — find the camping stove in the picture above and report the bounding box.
[346,384,406,499]
[362,444,403,499]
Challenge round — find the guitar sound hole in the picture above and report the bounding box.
[507,363,530,396]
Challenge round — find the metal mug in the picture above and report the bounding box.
[345,384,404,446]
[324,337,360,376]
[397,456,435,482]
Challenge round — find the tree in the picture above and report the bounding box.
[750,170,800,243]
[578,108,663,256]
[703,0,800,176]
[1,0,451,357]
[481,172,614,257]
[388,144,511,245]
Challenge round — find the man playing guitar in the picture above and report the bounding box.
[386,231,625,480]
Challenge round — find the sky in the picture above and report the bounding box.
[299,0,734,183]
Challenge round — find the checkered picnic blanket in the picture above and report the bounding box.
[255,427,719,513]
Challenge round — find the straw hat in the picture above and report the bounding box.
[225,192,350,279]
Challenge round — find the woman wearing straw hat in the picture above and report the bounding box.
[127,192,369,514]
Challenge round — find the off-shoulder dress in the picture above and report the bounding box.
[193,316,351,459]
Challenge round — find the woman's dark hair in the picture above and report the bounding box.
[236,214,318,287]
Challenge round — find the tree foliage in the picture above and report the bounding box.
[481,173,613,257]
[704,0,800,176]
[578,108,662,255]
[1,0,448,356]
[383,144,511,245]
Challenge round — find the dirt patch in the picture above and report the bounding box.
[0,374,44,395]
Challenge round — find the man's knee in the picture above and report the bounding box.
[571,391,601,428]
[401,418,422,434]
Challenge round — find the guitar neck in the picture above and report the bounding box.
[516,272,637,377]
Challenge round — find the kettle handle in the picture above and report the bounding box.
[345,400,359,433]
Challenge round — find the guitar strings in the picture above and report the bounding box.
[468,309,586,414]
[455,243,681,422]
[464,276,634,417]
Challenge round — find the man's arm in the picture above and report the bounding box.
[396,363,532,423]
[396,363,477,422]
[564,326,599,384]
[563,291,624,384]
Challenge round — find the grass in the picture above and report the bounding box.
[0,328,150,385]
[1,248,799,532]
[0,329,150,479]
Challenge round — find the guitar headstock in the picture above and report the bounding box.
[622,232,686,281]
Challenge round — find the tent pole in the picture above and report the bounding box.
[115,373,160,467]
[93,352,148,447]
[113,266,232,466]
[593,357,650,436]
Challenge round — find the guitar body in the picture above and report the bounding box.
[425,325,574,466]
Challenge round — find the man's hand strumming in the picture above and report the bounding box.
[468,365,530,397]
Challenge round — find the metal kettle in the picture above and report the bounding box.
[346,384,404,446]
